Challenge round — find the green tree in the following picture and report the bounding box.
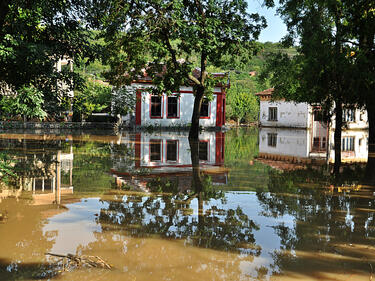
[94,0,266,139]
[0,0,94,116]
[227,84,259,125]
[71,79,112,121]
[261,0,358,174]
[341,1,375,179]
[0,85,47,121]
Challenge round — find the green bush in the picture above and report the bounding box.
[71,79,112,121]
[226,84,259,125]
[0,85,47,121]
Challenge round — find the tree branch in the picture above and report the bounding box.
[188,74,201,85]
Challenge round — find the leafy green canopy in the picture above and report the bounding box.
[95,0,266,100]
[261,0,357,107]
[0,0,95,115]
[0,85,47,120]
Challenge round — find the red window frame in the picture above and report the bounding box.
[200,99,211,119]
[150,95,164,119]
[166,140,179,162]
[149,139,163,163]
[167,95,180,119]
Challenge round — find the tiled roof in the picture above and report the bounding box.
[255,88,274,96]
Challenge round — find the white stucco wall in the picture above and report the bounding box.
[259,127,311,158]
[259,101,311,128]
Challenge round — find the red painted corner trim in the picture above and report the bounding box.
[215,132,225,165]
[135,133,141,167]
[216,93,222,126]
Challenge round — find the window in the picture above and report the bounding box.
[342,136,355,151]
[268,107,277,121]
[360,111,365,121]
[150,95,162,118]
[200,99,209,118]
[150,140,162,161]
[343,109,355,122]
[313,110,328,122]
[166,140,178,162]
[312,137,326,151]
[199,141,209,161]
[167,96,179,118]
[267,133,277,147]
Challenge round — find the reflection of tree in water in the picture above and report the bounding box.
[98,193,260,255]
[97,138,260,256]
[0,139,63,189]
[257,166,375,276]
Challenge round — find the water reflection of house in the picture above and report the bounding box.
[0,148,74,205]
[259,127,368,164]
[111,132,227,192]
[30,150,74,205]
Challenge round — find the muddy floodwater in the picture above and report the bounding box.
[0,128,374,280]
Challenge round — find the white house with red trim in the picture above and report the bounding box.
[110,131,227,192]
[120,71,228,128]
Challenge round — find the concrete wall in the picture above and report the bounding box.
[259,101,311,128]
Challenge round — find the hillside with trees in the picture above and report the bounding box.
[73,40,296,125]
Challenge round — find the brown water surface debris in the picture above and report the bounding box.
[45,252,112,270]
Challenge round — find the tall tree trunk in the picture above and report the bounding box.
[189,137,203,191]
[333,4,343,176]
[189,86,204,140]
[365,107,375,184]
[334,99,342,175]
[189,137,204,225]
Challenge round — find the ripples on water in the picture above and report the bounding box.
[0,128,374,280]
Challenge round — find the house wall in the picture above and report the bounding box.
[330,109,368,130]
[259,100,312,128]
[121,84,224,128]
[259,127,311,158]
[328,129,368,162]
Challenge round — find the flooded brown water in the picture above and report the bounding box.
[0,128,374,280]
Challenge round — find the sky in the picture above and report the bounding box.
[246,0,287,43]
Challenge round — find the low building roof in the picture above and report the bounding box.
[255,88,274,101]
[255,88,274,97]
